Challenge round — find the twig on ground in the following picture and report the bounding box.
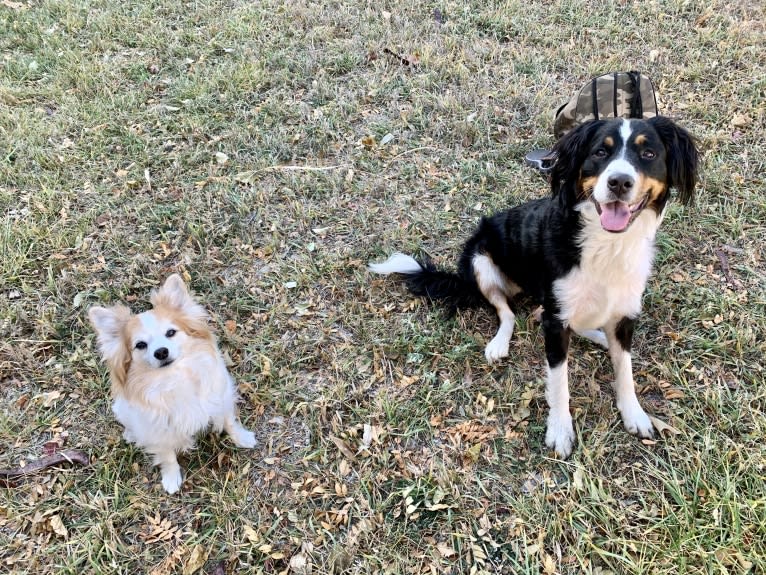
[715,247,741,288]
[0,449,90,487]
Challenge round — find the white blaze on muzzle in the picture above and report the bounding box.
[591,121,645,232]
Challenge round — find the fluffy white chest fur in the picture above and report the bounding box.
[113,353,237,451]
[554,204,662,331]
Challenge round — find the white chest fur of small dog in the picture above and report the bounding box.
[113,348,238,451]
[554,203,661,332]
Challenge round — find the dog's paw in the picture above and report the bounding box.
[621,405,654,438]
[545,413,575,459]
[161,467,183,494]
[231,428,257,449]
[484,334,510,364]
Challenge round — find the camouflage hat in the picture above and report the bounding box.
[553,71,658,139]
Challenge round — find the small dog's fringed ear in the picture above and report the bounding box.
[89,305,131,355]
[648,116,699,206]
[550,120,606,199]
[153,274,211,338]
[88,305,132,389]
[151,274,194,310]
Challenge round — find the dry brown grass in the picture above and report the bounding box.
[1,0,765,573]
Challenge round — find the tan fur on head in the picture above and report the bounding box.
[150,274,213,340]
[578,175,599,200]
[88,275,214,396]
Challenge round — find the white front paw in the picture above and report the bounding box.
[620,404,654,438]
[484,334,510,364]
[545,412,575,459]
[161,468,183,494]
[232,428,257,449]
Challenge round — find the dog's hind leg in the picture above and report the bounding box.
[222,378,257,448]
[483,288,516,363]
[472,254,520,364]
[224,413,257,448]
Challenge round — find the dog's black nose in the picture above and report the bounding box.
[154,347,169,360]
[607,173,635,196]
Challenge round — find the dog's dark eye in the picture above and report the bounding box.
[593,148,608,158]
[165,329,177,338]
[135,341,147,350]
[641,150,656,160]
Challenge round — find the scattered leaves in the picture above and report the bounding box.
[1,0,25,9]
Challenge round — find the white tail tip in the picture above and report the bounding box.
[368,252,423,275]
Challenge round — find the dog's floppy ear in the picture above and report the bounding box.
[152,274,212,339]
[648,116,699,206]
[88,305,132,390]
[550,120,606,200]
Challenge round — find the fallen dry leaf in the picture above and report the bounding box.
[49,515,68,539]
[243,524,261,545]
[572,466,585,491]
[35,390,62,408]
[649,415,682,436]
[730,114,748,128]
[183,545,208,575]
[542,552,556,574]
[329,435,356,461]
[289,552,309,573]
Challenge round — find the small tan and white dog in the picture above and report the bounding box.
[88,274,256,493]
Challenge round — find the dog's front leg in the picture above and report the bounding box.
[152,450,183,494]
[607,317,654,438]
[542,313,575,458]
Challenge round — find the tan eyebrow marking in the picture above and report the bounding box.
[604,136,614,147]
[635,134,647,145]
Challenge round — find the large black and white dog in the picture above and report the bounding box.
[369,117,698,458]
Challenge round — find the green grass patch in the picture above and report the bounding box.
[1,0,764,573]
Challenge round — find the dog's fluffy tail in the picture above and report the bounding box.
[368,252,484,310]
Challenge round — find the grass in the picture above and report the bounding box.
[1,0,765,573]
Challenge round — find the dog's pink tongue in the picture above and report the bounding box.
[599,201,631,232]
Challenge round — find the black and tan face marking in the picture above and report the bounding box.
[576,119,671,232]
